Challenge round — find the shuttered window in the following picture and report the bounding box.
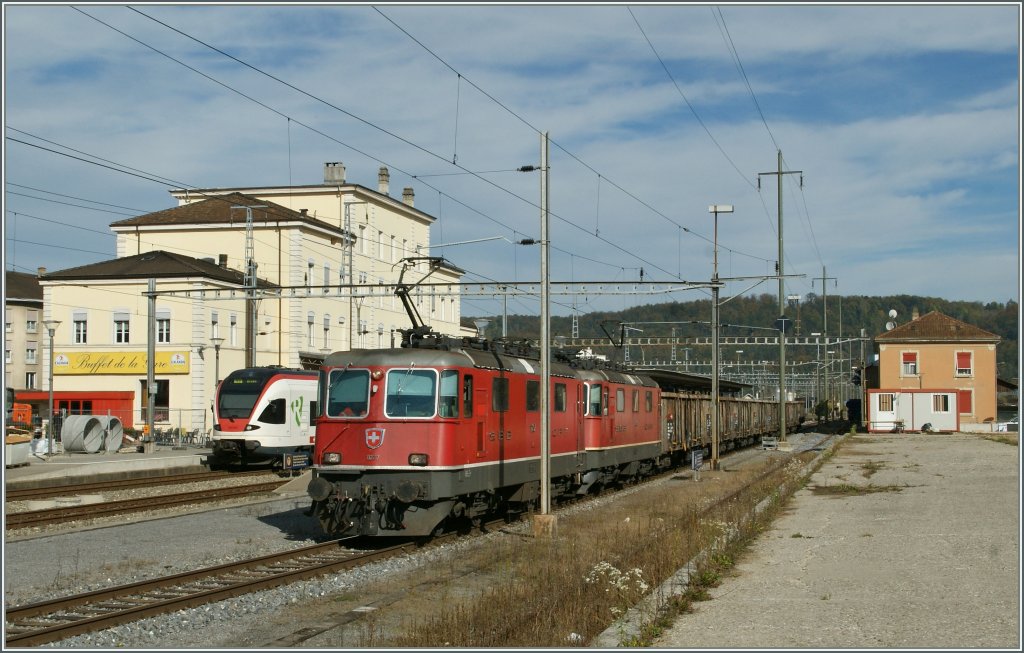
[955,352,972,376]
[957,390,973,415]
[901,351,918,375]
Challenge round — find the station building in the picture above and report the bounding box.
[32,163,469,435]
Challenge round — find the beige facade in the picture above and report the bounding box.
[33,165,469,434]
[112,163,467,367]
[39,255,260,432]
[875,311,1000,428]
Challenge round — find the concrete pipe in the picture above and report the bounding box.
[104,417,124,452]
[60,416,105,453]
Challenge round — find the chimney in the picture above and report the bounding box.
[378,167,390,196]
[324,161,346,185]
[299,208,308,216]
[912,307,920,320]
[218,254,228,268]
[37,266,46,277]
[402,187,415,207]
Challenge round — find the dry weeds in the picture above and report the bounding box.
[385,452,819,647]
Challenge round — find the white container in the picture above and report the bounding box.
[5,439,31,467]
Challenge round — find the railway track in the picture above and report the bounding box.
[4,481,290,530]
[5,470,277,502]
[4,522,489,648]
[4,538,400,646]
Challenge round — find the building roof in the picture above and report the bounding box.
[874,310,1000,344]
[4,270,43,303]
[39,250,277,288]
[109,192,349,238]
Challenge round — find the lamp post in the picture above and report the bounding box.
[43,319,61,457]
[709,204,733,471]
[210,337,225,390]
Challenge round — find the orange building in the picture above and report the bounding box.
[874,311,1000,430]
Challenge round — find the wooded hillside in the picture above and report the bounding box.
[466,295,1019,380]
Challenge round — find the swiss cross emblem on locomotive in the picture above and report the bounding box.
[365,428,386,449]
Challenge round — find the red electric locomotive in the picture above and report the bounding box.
[306,338,665,538]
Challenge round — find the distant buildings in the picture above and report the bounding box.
[4,270,44,391]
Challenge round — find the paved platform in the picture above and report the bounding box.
[3,445,211,489]
[649,432,1020,649]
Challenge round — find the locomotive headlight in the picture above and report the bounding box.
[323,452,342,464]
[408,453,428,466]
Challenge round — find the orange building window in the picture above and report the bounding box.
[901,352,918,375]
[955,352,972,377]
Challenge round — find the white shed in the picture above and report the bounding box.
[867,389,960,433]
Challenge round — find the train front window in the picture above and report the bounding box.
[386,369,437,418]
[218,375,264,418]
[326,369,370,417]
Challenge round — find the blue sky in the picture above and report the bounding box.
[3,2,1020,322]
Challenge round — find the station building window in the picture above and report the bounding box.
[157,309,171,344]
[113,311,130,344]
[73,311,87,344]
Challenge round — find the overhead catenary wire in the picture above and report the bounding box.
[77,6,683,284]
[373,5,770,266]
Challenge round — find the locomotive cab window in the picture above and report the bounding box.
[587,383,602,416]
[326,368,370,418]
[616,388,625,412]
[462,375,474,417]
[645,390,653,413]
[632,389,640,412]
[386,368,437,418]
[439,370,459,418]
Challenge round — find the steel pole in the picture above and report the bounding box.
[777,150,787,442]
[539,131,551,515]
[46,323,57,456]
[147,278,156,445]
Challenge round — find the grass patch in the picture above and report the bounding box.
[982,435,1018,446]
[811,483,906,497]
[860,461,884,478]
